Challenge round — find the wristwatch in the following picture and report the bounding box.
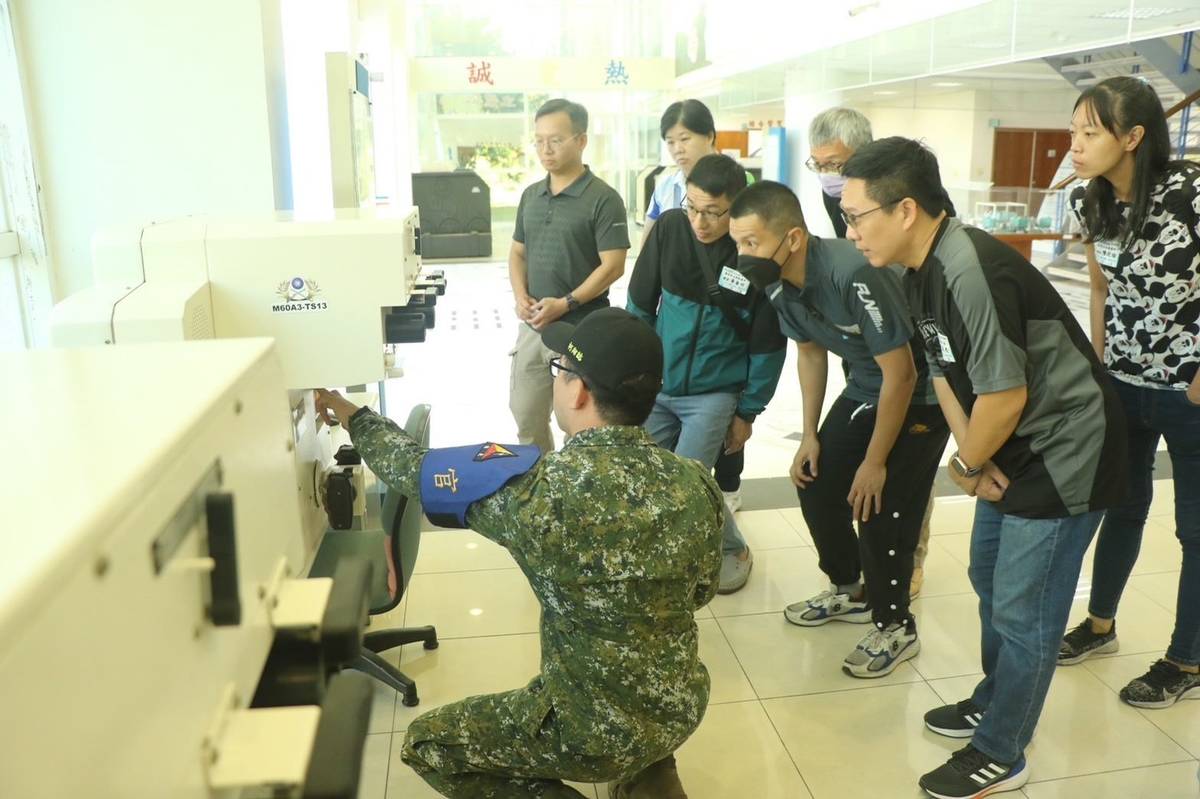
[565,293,580,312]
[949,452,981,479]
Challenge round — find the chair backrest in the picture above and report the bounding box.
[371,403,431,614]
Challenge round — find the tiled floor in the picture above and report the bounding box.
[356,499,1196,799]
[352,260,1197,798]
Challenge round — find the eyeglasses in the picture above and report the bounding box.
[682,199,730,224]
[549,357,586,382]
[840,199,902,230]
[533,134,580,152]
[805,157,846,175]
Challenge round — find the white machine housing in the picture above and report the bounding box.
[0,339,349,798]
[49,206,420,389]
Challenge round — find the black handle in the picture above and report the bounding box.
[205,493,241,626]
[301,671,373,799]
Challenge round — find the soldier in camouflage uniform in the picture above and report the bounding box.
[315,307,724,798]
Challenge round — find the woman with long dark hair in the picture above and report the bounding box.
[1058,76,1200,707]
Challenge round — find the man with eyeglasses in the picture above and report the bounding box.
[806,107,873,240]
[627,154,786,594]
[728,180,949,679]
[313,308,723,798]
[509,98,630,455]
[840,137,1128,798]
[807,106,940,601]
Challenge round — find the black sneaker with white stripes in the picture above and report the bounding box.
[919,744,1028,799]
[924,699,985,738]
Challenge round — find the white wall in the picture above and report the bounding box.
[14,0,285,302]
[783,73,842,238]
[857,86,1078,216]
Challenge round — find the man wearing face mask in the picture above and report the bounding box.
[807,107,873,239]
[728,181,949,678]
[627,154,786,594]
[808,106,937,601]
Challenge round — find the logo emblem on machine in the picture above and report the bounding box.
[272,277,329,313]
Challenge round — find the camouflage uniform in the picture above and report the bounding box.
[349,411,725,798]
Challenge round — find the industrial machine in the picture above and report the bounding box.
[0,339,375,798]
[49,207,445,566]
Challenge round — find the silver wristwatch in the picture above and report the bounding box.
[949,452,982,479]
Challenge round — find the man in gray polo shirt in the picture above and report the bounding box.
[509,98,631,453]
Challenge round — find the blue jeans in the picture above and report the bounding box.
[968,500,1103,764]
[644,392,747,555]
[1088,379,1200,666]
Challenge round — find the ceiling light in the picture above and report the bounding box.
[932,81,964,87]
[874,90,899,95]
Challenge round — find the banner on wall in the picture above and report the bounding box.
[410,57,676,93]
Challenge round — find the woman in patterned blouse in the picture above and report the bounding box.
[1057,76,1200,708]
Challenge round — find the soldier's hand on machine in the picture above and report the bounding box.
[313,389,361,428]
[528,296,569,330]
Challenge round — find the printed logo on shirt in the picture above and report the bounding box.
[852,281,885,333]
[917,317,957,366]
[474,443,517,462]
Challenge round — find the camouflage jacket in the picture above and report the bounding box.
[349,412,724,757]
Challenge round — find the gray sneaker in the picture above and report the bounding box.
[784,586,871,626]
[843,622,920,678]
[717,548,753,594]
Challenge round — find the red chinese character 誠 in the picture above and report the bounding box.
[468,60,494,86]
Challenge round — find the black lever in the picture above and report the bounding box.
[300,671,373,799]
[205,493,241,626]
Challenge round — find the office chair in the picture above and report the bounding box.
[351,403,438,707]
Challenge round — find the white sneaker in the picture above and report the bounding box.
[717,548,753,594]
[784,586,871,626]
[842,622,920,678]
[722,488,742,513]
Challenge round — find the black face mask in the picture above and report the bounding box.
[737,237,788,290]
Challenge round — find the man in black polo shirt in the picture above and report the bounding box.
[509,98,630,453]
[728,181,949,677]
[841,137,1127,799]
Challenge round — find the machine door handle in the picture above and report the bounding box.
[205,492,242,626]
[301,671,373,799]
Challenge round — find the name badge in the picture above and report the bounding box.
[718,266,750,295]
[1094,239,1121,269]
[937,333,957,364]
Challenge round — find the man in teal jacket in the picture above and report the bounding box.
[628,154,786,593]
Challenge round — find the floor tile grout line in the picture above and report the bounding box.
[1133,704,1200,761]
[1020,756,1200,787]
[758,698,817,799]
[703,610,760,704]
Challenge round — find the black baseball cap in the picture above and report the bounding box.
[540,307,663,392]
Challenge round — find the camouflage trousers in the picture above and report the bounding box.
[401,685,663,798]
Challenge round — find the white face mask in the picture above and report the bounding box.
[818,172,848,198]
